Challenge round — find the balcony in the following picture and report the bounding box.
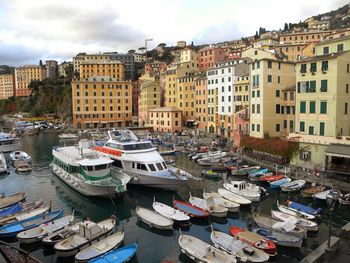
[239,113,249,121]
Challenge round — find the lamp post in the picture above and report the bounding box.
[145,38,153,63]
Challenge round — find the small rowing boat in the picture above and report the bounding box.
[136,206,173,230]
[280,180,306,192]
[173,199,209,218]
[88,243,137,263]
[189,195,228,218]
[0,192,26,210]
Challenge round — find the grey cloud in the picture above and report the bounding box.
[0,43,44,66]
[26,5,76,21]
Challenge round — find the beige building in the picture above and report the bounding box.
[58,62,72,77]
[176,41,186,48]
[0,74,15,100]
[195,73,208,132]
[79,61,125,80]
[177,74,196,125]
[315,35,350,55]
[149,107,182,133]
[14,65,46,97]
[180,48,198,64]
[164,65,178,108]
[72,76,132,129]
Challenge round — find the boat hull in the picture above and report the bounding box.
[51,164,118,198]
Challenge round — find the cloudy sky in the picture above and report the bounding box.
[0,0,348,65]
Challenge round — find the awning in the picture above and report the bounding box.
[326,144,350,158]
[101,121,108,123]
[83,121,92,123]
[186,119,195,122]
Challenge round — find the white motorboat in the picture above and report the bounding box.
[211,229,269,262]
[271,210,318,232]
[136,206,173,230]
[0,206,50,226]
[0,133,20,153]
[54,217,116,257]
[152,198,190,222]
[94,130,194,191]
[179,234,237,263]
[253,214,307,239]
[51,140,130,197]
[17,215,75,244]
[75,231,124,262]
[280,180,306,192]
[42,221,83,246]
[0,153,7,174]
[203,191,240,212]
[224,182,261,201]
[189,195,228,217]
[276,201,315,220]
[192,151,226,162]
[217,188,251,205]
[197,156,224,166]
[59,133,78,140]
[10,151,32,164]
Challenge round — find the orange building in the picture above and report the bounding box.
[79,61,125,80]
[194,73,208,132]
[149,107,183,133]
[72,76,132,129]
[132,80,141,117]
[0,74,15,99]
[14,65,46,97]
[198,46,228,71]
[177,73,196,126]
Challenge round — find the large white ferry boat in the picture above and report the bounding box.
[0,133,20,153]
[51,140,130,197]
[94,130,194,191]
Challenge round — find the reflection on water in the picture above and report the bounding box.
[0,133,349,262]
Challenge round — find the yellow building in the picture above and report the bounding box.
[79,61,125,80]
[279,31,331,44]
[180,48,198,64]
[315,35,350,55]
[194,73,208,132]
[138,75,162,125]
[150,107,182,133]
[177,74,196,126]
[0,74,15,100]
[280,86,296,135]
[233,74,250,112]
[14,65,46,97]
[72,76,132,129]
[249,58,296,138]
[164,65,177,108]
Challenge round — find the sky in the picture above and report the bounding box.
[0,0,348,66]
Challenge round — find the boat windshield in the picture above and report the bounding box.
[105,142,154,151]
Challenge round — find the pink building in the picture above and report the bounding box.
[233,107,250,146]
[150,107,183,133]
[198,46,228,71]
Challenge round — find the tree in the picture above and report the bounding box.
[39,60,43,66]
[284,23,288,31]
[157,43,166,48]
[254,31,259,39]
[128,49,136,54]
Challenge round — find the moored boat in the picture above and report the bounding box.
[189,195,228,217]
[203,191,240,212]
[230,165,260,176]
[271,210,318,232]
[0,200,43,219]
[152,198,190,223]
[211,228,269,262]
[136,206,173,230]
[253,227,303,248]
[0,205,50,226]
[179,234,237,263]
[0,192,26,210]
[339,193,350,205]
[223,181,261,201]
[285,199,321,217]
[229,226,277,255]
[201,170,221,179]
[269,177,291,189]
[280,180,306,192]
[301,185,326,198]
[10,151,32,164]
[42,221,83,246]
[88,243,138,263]
[75,231,124,262]
[218,188,251,205]
[259,174,284,182]
[59,133,78,139]
[172,199,209,218]
[276,201,315,220]
[0,153,7,174]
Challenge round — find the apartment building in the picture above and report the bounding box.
[198,46,228,71]
[0,74,15,99]
[149,107,183,133]
[194,73,208,132]
[45,60,58,79]
[176,74,196,126]
[79,61,125,80]
[14,65,46,97]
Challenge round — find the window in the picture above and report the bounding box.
[276,104,280,114]
[283,92,287,101]
[148,164,156,172]
[347,84,349,93]
[300,121,305,132]
[137,163,148,171]
[276,124,280,132]
[252,124,255,131]
[267,75,272,83]
[309,101,316,113]
[323,46,329,54]
[337,44,344,52]
[310,80,316,92]
[290,120,294,131]
[256,90,260,97]
[276,90,280,97]
[278,76,280,83]
[257,104,260,113]
[308,126,314,135]
[156,163,164,171]
[348,64,350,73]
[310,62,317,72]
[300,64,307,73]
[268,61,272,69]
[283,120,287,129]
[321,61,328,71]
[320,101,327,114]
[345,103,348,114]
[300,101,306,113]
[320,80,327,92]
[257,124,260,132]
[252,104,255,113]
[252,91,255,98]
[320,122,325,136]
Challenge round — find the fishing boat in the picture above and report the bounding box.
[339,193,350,205]
[89,243,138,263]
[54,217,116,257]
[285,199,321,217]
[280,180,306,192]
[248,169,269,181]
[152,198,190,223]
[301,185,326,198]
[271,210,318,232]
[0,133,20,153]
[42,221,83,246]
[10,151,32,164]
[253,214,307,239]
[0,200,43,219]
[201,170,221,179]
[229,227,277,255]
[94,130,194,191]
[179,234,237,263]
[230,165,260,176]
[59,133,78,140]
[217,188,251,205]
[136,206,173,230]
[172,199,209,218]
[0,153,7,174]
[253,228,303,248]
[211,228,269,262]
[223,182,261,201]
[0,205,50,226]
[0,209,63,238]
[203,191,240,212]
[51,140,130,197]
[259,174,284,182]
[17,215,75,244]
[0,192,26,210]
[276,201,315,220]
[189,195,228,217]
[269,177,291,189]
[75,231,124,262]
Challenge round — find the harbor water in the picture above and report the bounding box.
[1,133,350,263]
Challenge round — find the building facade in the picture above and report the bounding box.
[45,60,58,79]
[79,61,125,80]
[0,74,15,100]
[194,73,208,132]
[176,74,196,126]
[149,107,183,133]
[198,46,228,71]
[14,65,46,97]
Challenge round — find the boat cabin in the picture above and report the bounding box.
[77,158,113,181]
[231,181,248,191]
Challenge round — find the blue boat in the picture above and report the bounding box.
[253,228,303,248]
[249,168,269,176]
[0,203,22,218]
[269,177,291,189]
[89,243,137,263]
[286,200,321,216]
[0,209,63,238]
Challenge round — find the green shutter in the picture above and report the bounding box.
[300,121,305,132]
[300,101,306,113]
[320,101,327,114]
[310,81,316,92]
[321,80,328,92]
[320,122,325,136]
[310,101,316,113]
[297,82,301,93]
[309,126,314,135]
[306,81,309,92]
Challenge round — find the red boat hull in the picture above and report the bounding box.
[173,200,209,218]
[259,175,284,182]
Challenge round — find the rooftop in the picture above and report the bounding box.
[297,50,350,62]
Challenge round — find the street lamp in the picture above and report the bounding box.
[145,38,153,63]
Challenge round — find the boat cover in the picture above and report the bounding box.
[0,203,22,217]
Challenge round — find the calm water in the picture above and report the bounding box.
[1,133,349,263]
